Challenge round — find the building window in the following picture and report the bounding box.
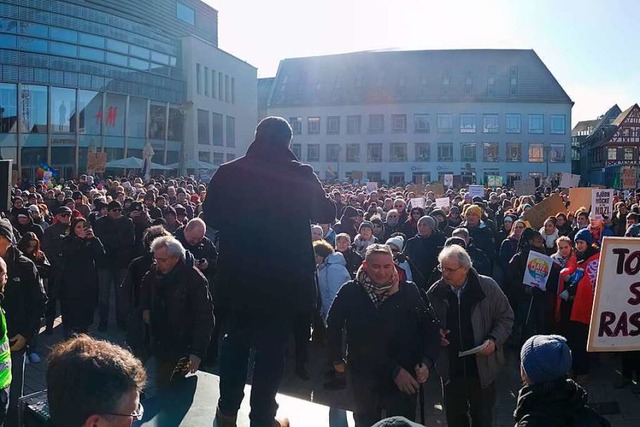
[391,114,407,133]
[483,143,499,162]
[509,66,518,96]
[291,144,302,159]
[461,143,476,162]
[212,113,223,146]
[507,142,522,162]
[528,114,544,134]
[197,109,209,145]
[414,114,430,133]
[212,152,224,165]
[289,117,302,135]
[415,143,430,161]
[307,117,320,134]
[347,115,361,134]
[369,114,384,133]
[437,114,453,133]
[307,144,320,162]
[608,147,618,160]
[196,63,202,95]
[204,67,209,96]
[225,75,230,102]
[226,116,235,147]
[460,114,476,133]
[219,72,224,100]
[367,172,382,182]
[549,143,565,162]
[506,114,521,133]
[528,143,544,162]
[231,77,235,104]
[326,144,340,162]
[625,147,634,161]
[389,172,405,185]
[438,143,453,162]
[483,114,499,133]
[550,114,566,134]
[390,143,407,162]
[346,144,360,162]
[367,143,383,162]
[226,153,236,162]
[199,151,210,162]
[326,116,340,135]
[177,2,195,25]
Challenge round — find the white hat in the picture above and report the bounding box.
[385,236,405,251]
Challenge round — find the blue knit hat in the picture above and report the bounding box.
[521,335,572,384]
[574,228,593,245]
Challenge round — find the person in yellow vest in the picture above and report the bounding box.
[0,257,11,427]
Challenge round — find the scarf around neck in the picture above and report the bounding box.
[356,265,398,308]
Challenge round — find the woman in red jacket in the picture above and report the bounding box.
[556,228,599,381]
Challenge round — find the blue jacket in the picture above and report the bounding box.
[316,252,350,322]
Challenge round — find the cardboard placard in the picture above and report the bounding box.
[622,167,637,190]
[425,183,445,197]
[410,197,426,209]
[560,173,581,188]
[468,185,485,199]
[514,179,536,196]
[568,187,593,212]
[591,189,613,220]
[444,174,454,188]
[588,237,640,352]
[522,251,554,291]
[435,197,449,209]
[522,193,566,229]
[407,183,426,196]
[366,182,378,193]
[86,151,107,174]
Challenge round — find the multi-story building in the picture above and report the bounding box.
[575,103,640,187]
[0,0,256,181]
[260,49,573,186]
[572,105,620,180]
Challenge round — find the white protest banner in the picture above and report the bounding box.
[560,173,581,188]
[42,171,53,184]
[435,197,449,209]
[522,251,554,291]
[444,174,454,188]
[588,237,640,352]
[410,197,425,209]
[591,189,613,220]
[468,185,484,199]
[366,182,378,193]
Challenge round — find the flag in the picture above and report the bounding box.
[36,161,59,179]
[326,166,336,178]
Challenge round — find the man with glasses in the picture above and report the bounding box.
[427,245,513,427]
[94,201,135,332]
[383,209,401,240]
[46,334,146,427]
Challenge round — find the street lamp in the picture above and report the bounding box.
[179,101,194,177]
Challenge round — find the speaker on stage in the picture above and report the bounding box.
[0,160,12,214]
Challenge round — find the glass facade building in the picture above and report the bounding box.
[0,0,218,180]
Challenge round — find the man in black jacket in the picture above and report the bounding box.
[0,219,47,425]
[327,244,439,426]
[141,236,214,386]
[203,117,336,427]
[405,215,446,291]
[94,200,135,332]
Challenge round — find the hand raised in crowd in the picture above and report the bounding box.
[440,329,450,346]
[85,227,95,239]
[478,339,496,356]
[394,368,420,395]
[415,363,429,384]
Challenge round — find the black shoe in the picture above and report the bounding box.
[323,375,346,391]
[295,364,310,381]
[97,322,107,332]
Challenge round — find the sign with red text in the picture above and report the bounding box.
[591,189,613,220]
[587,237,640,352]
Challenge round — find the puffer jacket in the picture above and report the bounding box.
[427,268,514,388]
[316,252,351,322]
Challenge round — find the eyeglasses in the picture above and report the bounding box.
[437,264,464,274]
[105,401,144,421]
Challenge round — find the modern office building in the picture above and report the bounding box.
[260,49,573,186]
[0,0,256,181]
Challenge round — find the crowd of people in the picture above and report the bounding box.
[0,116,631,426]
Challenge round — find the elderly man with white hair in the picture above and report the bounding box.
[140,235,214,386]
[426,245,514,427]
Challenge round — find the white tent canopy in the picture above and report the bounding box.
[105,157,172,170]
[166,159,218,170]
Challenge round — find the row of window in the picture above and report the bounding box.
[198,151,235,165]
[591,146,640,162]
[196,109,236,147]
[343,171,555,186]
[289,113,566,136]
[195,64,235,103]
[289,142,567,163]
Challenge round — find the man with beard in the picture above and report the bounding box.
[326,244,439,426]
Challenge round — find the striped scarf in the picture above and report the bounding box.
[355,265,398,308]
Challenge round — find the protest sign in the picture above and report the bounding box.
[591,189,613,220]
[366,182,378,193]
[410,197,425,209]
[468,185,485,199]
[86,151,107,174]
[522,193,566,229]
[487,176,503,187]
[568,187,592,211]
[42,171,52,184]
[587,237,640,352]
[435,197,449,209]
[444,174,454,188]
[407,183,426,196]
[622,167,637,190]
[513,179,536,196]
[560,173,581,188]
[522,251,553,291]
[425,183,445,196]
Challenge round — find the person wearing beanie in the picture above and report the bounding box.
[447,205,462,228]
[460,204,497,260]
[404,215,446,291]
[431,209,455,238]
[310,224,324,241]
[11,208,44,241]
[353,221,378,256]
[333,205,359,240]
[514,335,610,427]
[555,226,601,381]
[0,218,47,425]
[385,236,412,282]
[370,216,386,241]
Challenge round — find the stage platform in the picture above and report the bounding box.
[136,371,354,426]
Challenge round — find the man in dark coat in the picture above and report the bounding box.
[0,219,47,425]
[203,116,336,427]
[404,216,446,291]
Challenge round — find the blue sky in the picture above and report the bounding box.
[206,0,640,126]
